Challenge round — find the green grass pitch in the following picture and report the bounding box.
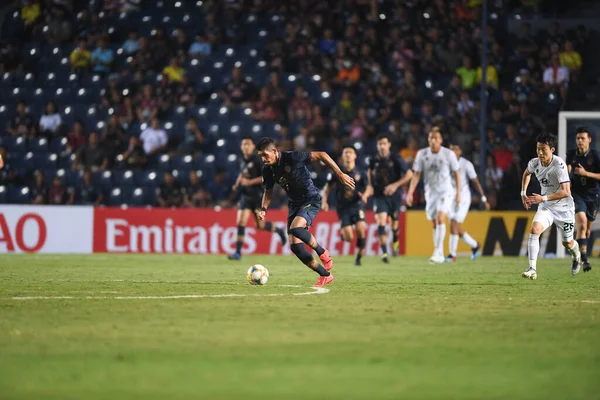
[0,254,599,400]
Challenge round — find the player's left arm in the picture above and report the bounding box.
[470,177,490,210]
[449,151,461,205]
[527,182,571,204]
[574,161,600,181]
[310,151,355,189]
[392,156,414,188]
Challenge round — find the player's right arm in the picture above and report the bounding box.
[258,167,275,221]
[406,150,424,207]
[321,174,334,211]
[521,163,533,210]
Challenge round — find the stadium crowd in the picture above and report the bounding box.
[0,0,595,210]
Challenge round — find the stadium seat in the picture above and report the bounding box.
[0,185,6,203]
[171,155,193,171]
[106,187,123,206]
[49,137,68,154]
[113,170,135,187]
[30,137,49,153]
[135,170,161,188]
[8,186,30,204]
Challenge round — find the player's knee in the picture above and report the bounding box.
[290,243,313,265]
[530,222,544,235]
[342,230,354,242]
[289,227,311,242]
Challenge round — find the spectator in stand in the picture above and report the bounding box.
[39,101,62,137]
[206,169,230,205]
[319,28,337,56]
[220,67,253,107]
[251,87,279,121]
[133,37,156,76]
[331,90,356,124]
[457,92,475,116]
[121,136,147,170]
[492,140,514,172]
[288,86,312,122]
[157,171,185,208]
[505,124,520,154]
[189,33,212,58]
[173,28,189,60]
[90,36,114,76]
[265,72,287,111]
[162,57,186,83]
[477,64,499,90]
[334,59,361,88]
[437,38,462,72]
[543,54,569,106]
[117,96,135,128]
[102,114,126,156]
[559,40,582,73]
[120,0,141,13]
[48,175,67,205]
[30,170,47,205]
[67,120,87,153]
[45,6,72,44]
[0,43,24,73]
[21,0,41,38]
[74,131,109,171]
[485,155,503,207]
[122,31,140,55]
[178,125,208,157]
[349,107,373,141]
[136,84,158,122]
[7,100,34,137]
[513,69,534,103]
[150,25,172,66]
[456,56,477,90]
[516,22,538,59]
[140,117,168,157]
[68,169,104,205]
[69,37,91,73]
[185,171,212,207]
[400,137,419,167]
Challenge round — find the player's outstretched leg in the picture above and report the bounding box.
[375,213,389,263]
[289,226,332,271]
[289,241,334,286]
[430,212,446,264]
[229,209,252,260]
[575,212,592,272]
[446,219,459,263]
[391,219,400,257]
[258,220,288,246]
[522,221,546,279]
[564,239,582,276]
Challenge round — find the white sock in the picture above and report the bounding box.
[461,232,478,249]
[435,224,446,257]
[567,240,581,261]
[432,227,437,255]
[449,234,459,257]
[528,234,540,270]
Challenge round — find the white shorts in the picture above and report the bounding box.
[425,191,454,221]
[533,205,575,242]
[450,193,471,223]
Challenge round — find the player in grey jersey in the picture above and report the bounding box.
[521,133,582,280]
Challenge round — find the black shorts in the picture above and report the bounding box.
[372,195,401,221]
[337,204,366,228]
[573,192,600,221]
[287,197,321,233]
[238,195,262,212]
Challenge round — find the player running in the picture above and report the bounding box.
[256,137,355,286]
[321,144,368,266]
[362,134,413,263]
[228,136,287,260]
[521,133,582,280]
[566,126,598,272]
[406,127,460,264]
[445,143,490,262]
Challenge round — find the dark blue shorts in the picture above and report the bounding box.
[287,197,322,233]
[573,192,600,221]
[337,204,366,228]
[238,195,262,212]
[372,195,401,221]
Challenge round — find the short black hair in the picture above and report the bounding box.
[535,133,557,149]
[256,137,275,151]
[576,126,591,138]
[341,143,357,154]
[241,135,254,143]
[376,133,390,142]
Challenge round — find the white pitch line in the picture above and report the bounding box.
[581,300,600,304]
[11,286,329,300]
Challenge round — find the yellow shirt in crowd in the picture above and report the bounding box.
[162,66,186,82]
[476,65,499,89]
[559,51,582,71]
[69,48,92,70]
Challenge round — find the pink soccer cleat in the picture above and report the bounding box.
[314,274,334,287]
[320,249,333,271]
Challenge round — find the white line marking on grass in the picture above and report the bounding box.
[581,300,600,304]
[11,286,329,300]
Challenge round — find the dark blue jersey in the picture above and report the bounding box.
[327,166,367,209]
[239,153,263,198]
[262,151,320,205]
[368,153,411,197]
[567,148,600,198]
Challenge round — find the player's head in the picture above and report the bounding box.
[341,144,357,165]
[428,127,443,152]
[449,143,462,159]
[535,133,557,164]
[376,133,391,157]
[575,126,592,152]
[240,135,255,156]
[256,137,278,165]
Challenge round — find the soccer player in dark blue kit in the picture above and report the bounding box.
[567,126,600,272]
[256,137,355,286]
[321,144,368,266]
[228,136,287,260]
[362,134,413,263]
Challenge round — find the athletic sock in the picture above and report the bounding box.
[449,234,459,257]
[356,237,365,261]
[314,245,325,256]
[462,232,478,248]
[381,243,388,255]
[435,224,446,257]
[263,221,273,231]
[528,234,540,270]
[568,240,581,260]
[392,229,399,244]
[314,264,330,276]
[236,225,245,253]
[577,238,588,262]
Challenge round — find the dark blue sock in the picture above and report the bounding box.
[236,225,245,253]
[314,264,330,276]
[263,221,273,231]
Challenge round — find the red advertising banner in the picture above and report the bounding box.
[93,208,405,256]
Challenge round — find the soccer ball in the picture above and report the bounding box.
[247,264,269,285]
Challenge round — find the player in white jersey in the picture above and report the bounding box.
[521,133,582,280]
[406,127,460,264]
[445,143,490,262]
